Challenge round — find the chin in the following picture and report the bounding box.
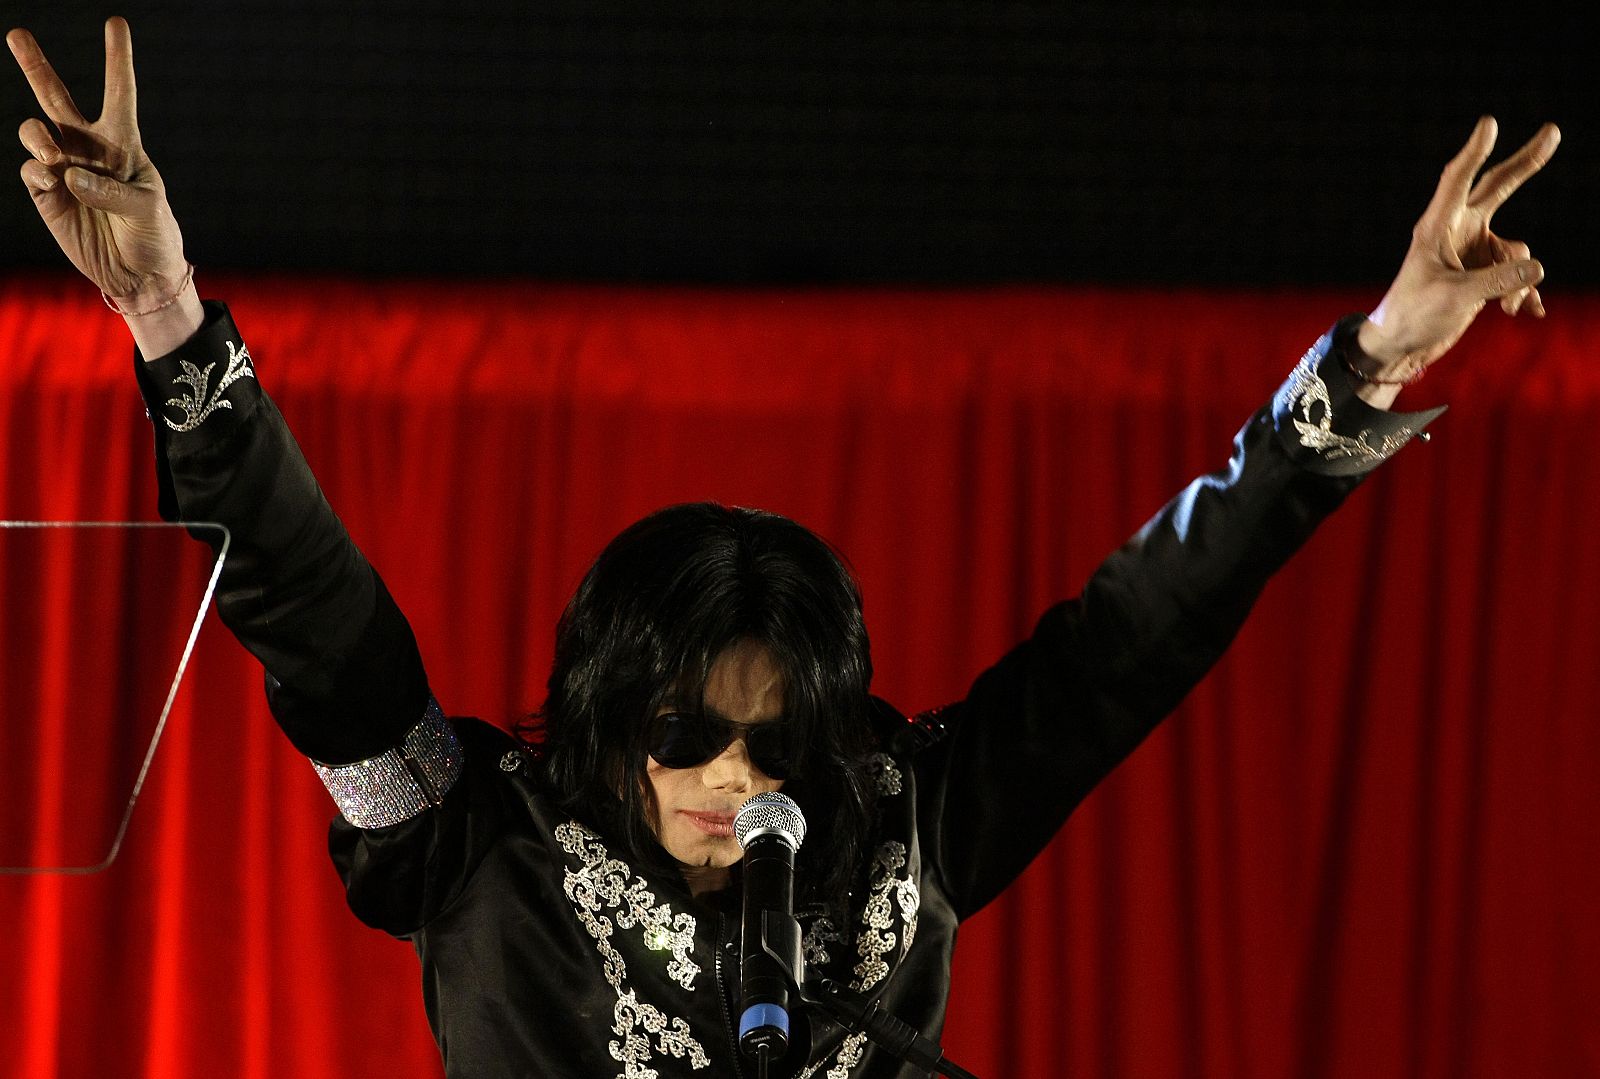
[674,838,742,870]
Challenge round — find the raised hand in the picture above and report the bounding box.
[9,17,190,309]
[1356,117,1560,394]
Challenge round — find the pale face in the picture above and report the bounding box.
[646,638,786,896]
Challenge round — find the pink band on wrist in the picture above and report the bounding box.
[1341,350,1426,387]
[103,262,196,317]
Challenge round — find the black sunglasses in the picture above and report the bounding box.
[645,711,794,780]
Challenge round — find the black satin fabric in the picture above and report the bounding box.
[136,303,1432,1077]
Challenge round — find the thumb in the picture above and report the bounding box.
[1466,258,1544,301]
[63,166,151,215]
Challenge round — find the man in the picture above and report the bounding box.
[10,17,1558,1078]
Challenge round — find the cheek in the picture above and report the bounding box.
[643,763,667,820]
[644,762,690,819]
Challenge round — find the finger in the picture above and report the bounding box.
[1498,237,1533,263]
[63,164,150,215]
[101,17,137,125]
[1425,116,1498,218]
[19,117,61,164]
[1494,237,1534,314]
[1466,257,1543,302]
[1527,287,1546,319]
[20,157,59,196]
[5,28,86,126]
[1469,123,1561,216]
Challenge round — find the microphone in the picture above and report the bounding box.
[735,791,807,1064]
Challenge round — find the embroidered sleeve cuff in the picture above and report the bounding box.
[132,300,260,447]
[311,698,465,829]
[1271,314,1446,477]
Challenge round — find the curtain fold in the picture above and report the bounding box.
[1,275,1595,1078]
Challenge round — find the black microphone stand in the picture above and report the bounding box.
[798,977,982,1079]
[743,906,804,1079]
[741,913,982,1079]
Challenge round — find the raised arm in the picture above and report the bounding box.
[916,119,1560,919]
[9,18,433,770]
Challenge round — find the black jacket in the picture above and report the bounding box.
[134,303,1438,1078]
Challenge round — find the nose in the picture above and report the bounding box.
[701,733,761,792]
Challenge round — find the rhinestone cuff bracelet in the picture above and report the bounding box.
[311,698,464,828]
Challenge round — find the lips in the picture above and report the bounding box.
[680,811,737,837]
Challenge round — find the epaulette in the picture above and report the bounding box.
[871,698,953,757]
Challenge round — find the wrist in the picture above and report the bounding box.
[129,281,205,360]
[1354,318,1408,370]
[106,260,194,315]
[1348,319,1406,410]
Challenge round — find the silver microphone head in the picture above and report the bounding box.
[734,791,806,852]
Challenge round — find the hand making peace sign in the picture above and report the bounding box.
[9,17,190,309]
[1356,116,1561,394]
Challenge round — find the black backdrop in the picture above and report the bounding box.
[2,2,1589,285]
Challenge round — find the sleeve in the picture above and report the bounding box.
[134,300,466,828]
[328,719,525,936]
[915,315,1444,919]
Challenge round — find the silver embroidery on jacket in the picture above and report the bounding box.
[800,840,922,1078]
[555,822,709,1076]
[818,1034,868,1079]
[801,915,844,967]
[866,753,902,797]
[852,841,920,988]
[1282,347,1412,466]
[164,340,256,432]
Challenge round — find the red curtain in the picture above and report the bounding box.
[2,275,1596,1078]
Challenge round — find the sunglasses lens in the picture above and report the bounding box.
[746,725,792,780]
[648,713,713,769]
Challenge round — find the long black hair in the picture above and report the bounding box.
[526,502,878,905]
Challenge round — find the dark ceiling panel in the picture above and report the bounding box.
[2,3,1587,284]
